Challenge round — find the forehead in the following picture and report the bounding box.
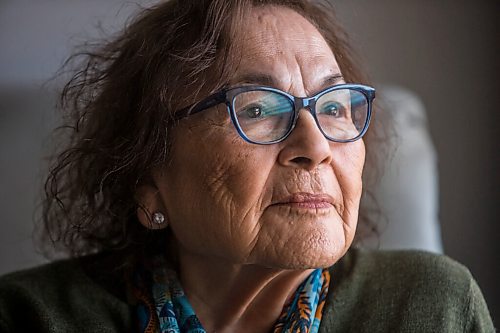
[230,5,340,91]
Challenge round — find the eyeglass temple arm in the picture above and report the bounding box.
[174,91,227,120]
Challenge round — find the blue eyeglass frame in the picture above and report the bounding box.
[175,83,376,145]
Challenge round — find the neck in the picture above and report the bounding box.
[176,251,313,333]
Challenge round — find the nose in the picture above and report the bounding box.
[278,108,333,170]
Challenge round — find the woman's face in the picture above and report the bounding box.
[147,6,365,269]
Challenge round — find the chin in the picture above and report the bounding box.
[262,253,346,271]
[297,244,349,269]
[298,222,355,268]
[251,212,357,270]
[259,234,351,270]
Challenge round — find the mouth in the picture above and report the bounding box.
[271,192,334,210]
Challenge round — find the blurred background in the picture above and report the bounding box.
[0,0,498,325]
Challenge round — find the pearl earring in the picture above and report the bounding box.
[152,212,166,225]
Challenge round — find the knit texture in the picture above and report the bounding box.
[0,249,494,332]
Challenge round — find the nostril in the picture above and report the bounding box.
[290,156,312,167]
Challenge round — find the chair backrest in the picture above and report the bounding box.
[362,85,443,253]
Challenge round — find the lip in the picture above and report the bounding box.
[271,192,334,209]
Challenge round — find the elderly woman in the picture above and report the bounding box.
[0,0,494,332]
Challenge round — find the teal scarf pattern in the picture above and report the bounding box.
[134,257,330,333]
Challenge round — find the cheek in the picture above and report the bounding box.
[201,149,264,221]
[332,140,365,223]
[160,124,277,259]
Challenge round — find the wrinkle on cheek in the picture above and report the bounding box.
[183,106,231,140]
[248,227,281,264]
[203,150,258,224]
[341,204,357,242]
[204,156,237,220]
[205,108,231,129]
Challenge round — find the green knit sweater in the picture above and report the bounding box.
[0,249,494,332]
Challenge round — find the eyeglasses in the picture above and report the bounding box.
[175,83,375,145]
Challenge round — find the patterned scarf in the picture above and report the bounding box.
[133,257,330,333]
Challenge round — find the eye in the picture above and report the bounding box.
[321,102,345,117]
[244,104,263,118]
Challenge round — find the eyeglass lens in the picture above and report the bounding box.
[233,88,369,143]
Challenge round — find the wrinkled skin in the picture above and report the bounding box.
[137,5,365,332]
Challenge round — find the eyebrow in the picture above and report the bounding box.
[229,72,345,92]
[320,73,345,87]
[230,73,277,86]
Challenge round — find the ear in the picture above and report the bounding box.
[135,184,168,230]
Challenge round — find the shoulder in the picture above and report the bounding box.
[1,257,85,290]
[0,255,132,333]
[321,249,494,332]
[331,249,476,309]
[347,248,472,285]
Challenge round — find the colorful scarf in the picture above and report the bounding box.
[133,258,330,333]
